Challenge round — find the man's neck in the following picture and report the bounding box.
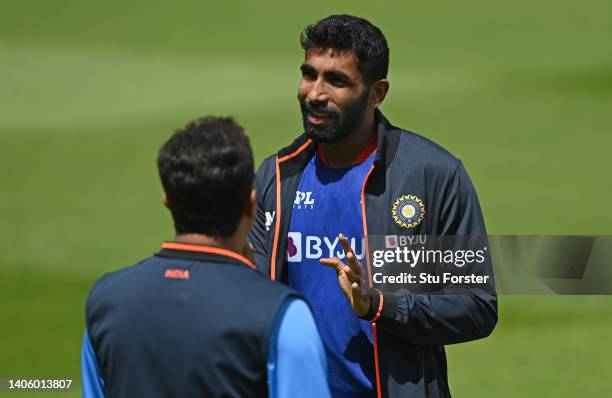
[173,233,244,255]
[319,111,377,168]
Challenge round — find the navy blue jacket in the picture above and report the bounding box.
[248,110,498,397]
[85,243,299,398]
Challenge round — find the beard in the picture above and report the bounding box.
[298,88,370,143]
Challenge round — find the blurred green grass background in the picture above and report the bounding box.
[1,0,611,396]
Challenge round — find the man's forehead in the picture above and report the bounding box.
[303,48,360,74]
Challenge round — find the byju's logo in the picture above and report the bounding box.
[293,191,315,210]
[287,232,365,263]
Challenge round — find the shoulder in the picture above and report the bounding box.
[254,133,311,201]
[395,129,462,175]
[241,266,300,298]
[202,257,300,302]
[87,257,152,291]
[255,132,312,181]
[85,257,154,318]
[255,154,277,201]
[256,154,277,178]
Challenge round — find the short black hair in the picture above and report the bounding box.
[157,116,254,237]
[300,14,389,84]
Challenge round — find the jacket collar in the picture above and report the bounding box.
[157,242,256,269]
[373,109,401,169]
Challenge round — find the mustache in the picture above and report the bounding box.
[298,96,340,119]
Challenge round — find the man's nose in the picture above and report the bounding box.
[306,78,329,103]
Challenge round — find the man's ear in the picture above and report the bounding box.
[370,79,390,108]
[246,188,256,218]
[162,193,170,209]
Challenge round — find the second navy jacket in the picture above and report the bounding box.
[248,110,498,398]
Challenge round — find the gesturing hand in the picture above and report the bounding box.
[320,233,371,317]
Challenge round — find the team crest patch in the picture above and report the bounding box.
[392,195,425,229]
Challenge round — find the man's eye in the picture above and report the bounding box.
[302,71,316,81]
[329,78,347,87]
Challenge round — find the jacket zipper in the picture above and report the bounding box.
[361,164,382,398]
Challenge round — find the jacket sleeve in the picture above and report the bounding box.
[363,161,498,346]
[248,157,275,275]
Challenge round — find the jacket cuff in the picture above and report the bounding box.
[359,289,397,322]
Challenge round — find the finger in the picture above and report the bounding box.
[338,234,362,276]
[345,251,362,277]
[344,265,360,284]
[338,233,353,255]
[320,257,345,274]
[321,258,353,297]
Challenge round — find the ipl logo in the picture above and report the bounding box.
[294,191,315,210]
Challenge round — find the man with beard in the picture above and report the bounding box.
[248,15,498,398]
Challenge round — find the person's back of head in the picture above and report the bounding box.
[157,116,255,238]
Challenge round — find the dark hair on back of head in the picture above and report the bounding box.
[157,116,254,237]
[300,14,389,84]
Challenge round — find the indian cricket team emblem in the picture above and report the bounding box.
[392,195,425,229]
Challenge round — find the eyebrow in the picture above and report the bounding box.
[300,63,315,74]
[300,63,355,84]
[324,70,352,83]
